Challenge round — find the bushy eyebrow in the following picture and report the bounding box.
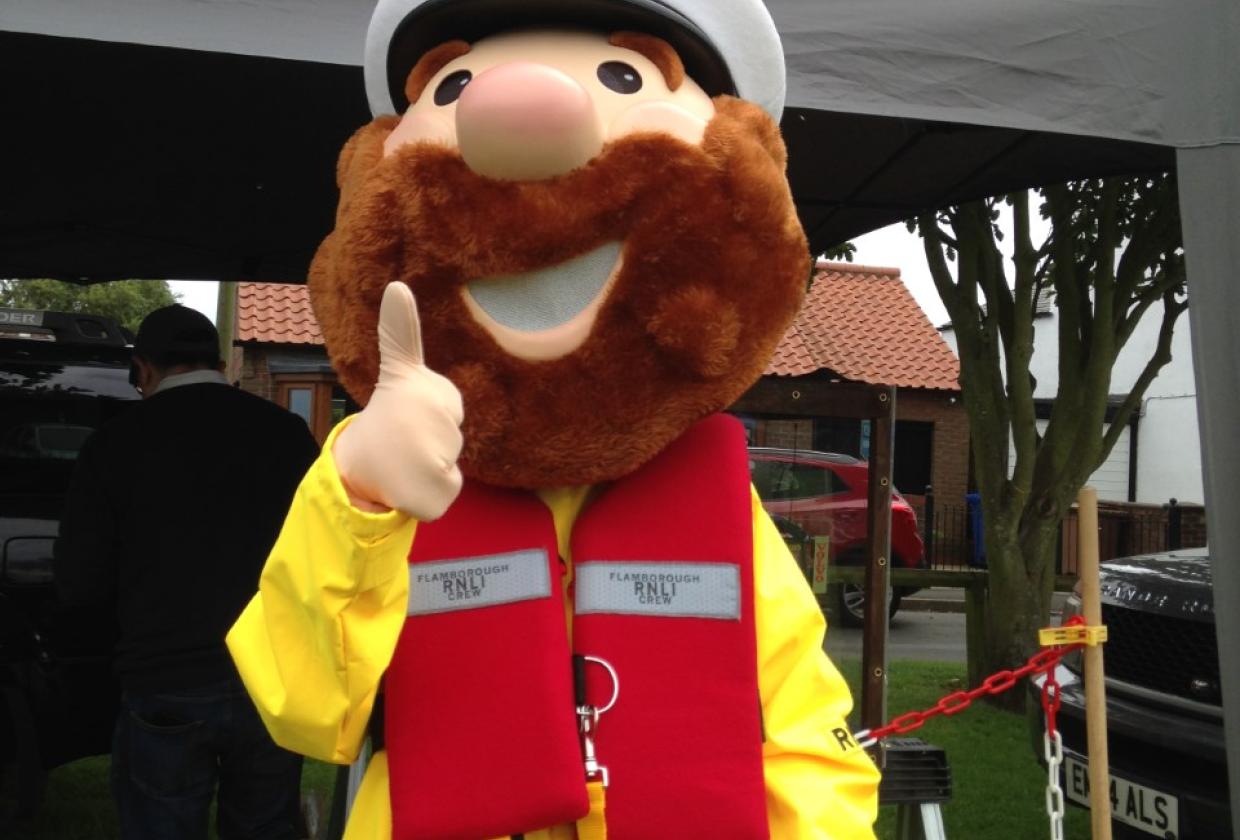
[405,40,472,105]
[608,31,684,91]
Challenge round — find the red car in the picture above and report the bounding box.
[748,447,926,625]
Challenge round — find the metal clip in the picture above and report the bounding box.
[577,704,609,787]
[576,655,619,788]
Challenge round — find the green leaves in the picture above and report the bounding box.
[0,279,179,332]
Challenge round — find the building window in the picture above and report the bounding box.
[331,385,356,428]
[275,377,353,446]
[893,420,934,496]
[813,417,863,458]
[287,387,313,426]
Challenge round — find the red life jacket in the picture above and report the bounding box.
[385,414,767,840]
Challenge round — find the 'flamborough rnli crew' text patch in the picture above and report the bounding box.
[574,562,741,620]
[407,549,551,615]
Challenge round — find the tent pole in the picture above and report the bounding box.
[1177,145,1240,840]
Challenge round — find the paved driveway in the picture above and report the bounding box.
[824,610,966,663]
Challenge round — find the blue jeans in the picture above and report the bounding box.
[111,677,303,840]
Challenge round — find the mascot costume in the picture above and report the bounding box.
[228,0,881,837]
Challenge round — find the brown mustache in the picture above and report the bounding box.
[353,127,735,287]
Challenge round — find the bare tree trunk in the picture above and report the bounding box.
[980,509,1059,711]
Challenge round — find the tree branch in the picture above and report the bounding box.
[917,212,964,321]
[1076,181,1122,424]
[1115,175,1180,309]
[1044,185,1085,398]
[921,206,1013,512]
[1006,191,1039,494]
[1117,258,1185,348]
[1100,289,1188,462]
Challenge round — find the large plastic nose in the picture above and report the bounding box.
[455,62,603,181]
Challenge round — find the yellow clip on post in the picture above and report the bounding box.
[1038,625,1108,647]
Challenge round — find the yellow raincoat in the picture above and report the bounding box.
[227,423,879,839]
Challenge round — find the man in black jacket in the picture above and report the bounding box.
[55,304,319,840]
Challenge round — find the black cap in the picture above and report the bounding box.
[130,305,220,384]
[134,305,220,359]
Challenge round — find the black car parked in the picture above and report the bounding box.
[0,308,138,818]
[1032,548,1231,840]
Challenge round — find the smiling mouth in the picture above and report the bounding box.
[461,241,623,361]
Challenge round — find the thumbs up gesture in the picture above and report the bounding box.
[332,283,464,520]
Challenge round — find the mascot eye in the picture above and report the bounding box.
[596,61,642,94]
[434,69,472,105]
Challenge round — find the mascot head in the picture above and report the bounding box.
[310,0,809,488]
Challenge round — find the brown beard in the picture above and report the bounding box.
[309,96,809,488]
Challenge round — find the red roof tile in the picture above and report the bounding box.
[236,266,959,390]
[765,262,960,391]
[236,283,323,345]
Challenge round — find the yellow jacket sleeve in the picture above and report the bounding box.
[753,490,881,839]
[227,420,415,764]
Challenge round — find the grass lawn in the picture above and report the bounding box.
[3,757,338,840]
[9,661,1090,839]
[835,657,1092,840]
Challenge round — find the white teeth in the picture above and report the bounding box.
[465,242,623,331]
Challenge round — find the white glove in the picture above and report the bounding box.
[332,282,464,520]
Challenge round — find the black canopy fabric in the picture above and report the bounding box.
[4,2,1238,823]
[0,31,368,283]
[784,107,1172,253]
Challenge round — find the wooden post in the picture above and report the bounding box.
[963,577,987,689]
[215,280,237,380]
[1077,487,1112,840]
[861,387,896,735]
[730,377,900,757]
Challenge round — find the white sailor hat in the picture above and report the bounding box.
[364,0,786,120]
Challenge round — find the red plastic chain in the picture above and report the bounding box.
[857,616,1086,747]
[1040,614,1083,738]
[1042,664,1063,737]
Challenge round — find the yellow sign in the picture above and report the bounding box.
[811,537,830,594]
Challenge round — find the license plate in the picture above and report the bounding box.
[1063,752,1179,838]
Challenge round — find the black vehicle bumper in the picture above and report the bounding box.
[1029,666,1233,839]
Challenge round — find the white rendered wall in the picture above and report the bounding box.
[1007,421,1131,502]
[941,298,1202,504]
[1136,394,1204,504]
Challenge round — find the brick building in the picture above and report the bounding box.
[230,264,968,501]
[231,283,357,445]
[739,261,968,507]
